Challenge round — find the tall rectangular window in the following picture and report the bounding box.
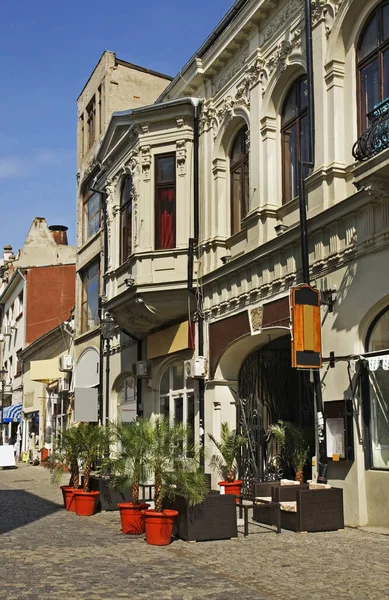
[87,96,96,149]
[81,261,100,333]
[120,175,133,263]
[155,154,176,250]
[83,191,101,241]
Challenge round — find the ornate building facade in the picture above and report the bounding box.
[83,0,389,528]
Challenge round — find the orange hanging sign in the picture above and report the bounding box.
[290,284,322,369]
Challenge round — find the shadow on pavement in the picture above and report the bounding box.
[0,490,62,535]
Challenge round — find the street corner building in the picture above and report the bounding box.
[69,2,389,530]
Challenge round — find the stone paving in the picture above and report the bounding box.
[0,464,388,600]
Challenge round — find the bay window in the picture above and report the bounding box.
[120,175,133,263]
[155,153,176,250]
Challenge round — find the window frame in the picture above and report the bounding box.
[80,260,100,334]
[357,2,389,134]
[363,305,389,471]
[86,96,96,149]
[159,363,195,454]
[120,175,133,263]
[154,153,176,250]
[230,126,249,236]
[83,188,101,242]
[281,76,309,205]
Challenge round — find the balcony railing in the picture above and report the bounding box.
[352,98,389,162]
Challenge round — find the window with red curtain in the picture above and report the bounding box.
[120,175,133,263]
[155,154,176,250]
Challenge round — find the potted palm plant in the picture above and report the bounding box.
[109,419,152,534]
[268,420,310,483]
[73,423,114,516]
[142,417,208,546]
[50,426,81,512]
[208,422,247,502]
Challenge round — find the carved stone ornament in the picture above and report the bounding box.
[266,40,292,75]
[355,177,389,202]
[124,148,139,177]
[141,145,152,181]
[176,139,188,175]
[311,0,344,39]
[259,0,301,47]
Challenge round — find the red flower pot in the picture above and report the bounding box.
[218,480,242,504]
[143,509,178,546]
[60,486,76,512]
[73,490,100,516]
[117,503,150,534]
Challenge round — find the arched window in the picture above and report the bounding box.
[120,175,133,263]
[159,363,195,451]
[365,306,389,470]
[357,2,389,133]
[230,126,249,235]
[281,76,310,204]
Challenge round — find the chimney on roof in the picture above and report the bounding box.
[49,225,68,245]
[3,245,15,262]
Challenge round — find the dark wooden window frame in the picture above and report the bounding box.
[357,2,389,134]
[83,187,101,242]
[86,96,96,149]
[154,153,176,250]
[80,260,100,334]
[120,175,133,263]
[230,126,249,236]
[281,76,308,205]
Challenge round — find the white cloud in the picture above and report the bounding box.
[0,157,24,179]
[0,148,74,179]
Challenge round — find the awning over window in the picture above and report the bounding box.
[31,359,62,383]
[350,354,389,372]
[1,403,22,423]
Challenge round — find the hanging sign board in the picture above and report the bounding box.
[290,284,322,369]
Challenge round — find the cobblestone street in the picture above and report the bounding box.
[0,464,388,600]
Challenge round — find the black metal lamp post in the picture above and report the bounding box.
[100,312,116,426]
[0,367,7,445]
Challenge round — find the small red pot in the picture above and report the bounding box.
[60,486,76,512]
[117,502,150,534]
[218,480,242,504]
[73,490,100,516]
[142,509,178,546]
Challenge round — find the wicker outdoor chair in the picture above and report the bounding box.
[168,491,238,542]
[252,481,308,527]
[273,485,344,532]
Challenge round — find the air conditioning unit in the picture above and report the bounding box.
[9,320,17,330]
[5,378,12,387]
[135,360,149,378]
[184,357,207,379]
[59,377,70,392]
[4,326,12,336]
[59,354,73,372]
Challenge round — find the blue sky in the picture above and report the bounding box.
[0,0,232,252]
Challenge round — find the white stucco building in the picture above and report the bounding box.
[74,0,389,528]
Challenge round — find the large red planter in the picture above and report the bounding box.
[218,480,242,504]
[73,490,100,516]
[61,486,76,512]
[117,503,150,534]
[143,509,178,546]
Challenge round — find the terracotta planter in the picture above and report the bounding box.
[60,486,76,512]
[117,503,150,534]
[143,509,178,546]
[73,490,100,516]
[218,480,242,504]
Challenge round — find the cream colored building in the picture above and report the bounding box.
[79,0,389,528]
[75,52,172,425]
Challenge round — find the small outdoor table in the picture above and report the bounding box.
[237,497,281,536]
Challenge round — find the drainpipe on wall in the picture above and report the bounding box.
[299,0,327,483]
[187,98,205,467]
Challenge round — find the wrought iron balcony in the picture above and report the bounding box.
[353,98,389,162]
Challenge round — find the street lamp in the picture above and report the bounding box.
[0,367,8,445]
[100,312,116,426]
